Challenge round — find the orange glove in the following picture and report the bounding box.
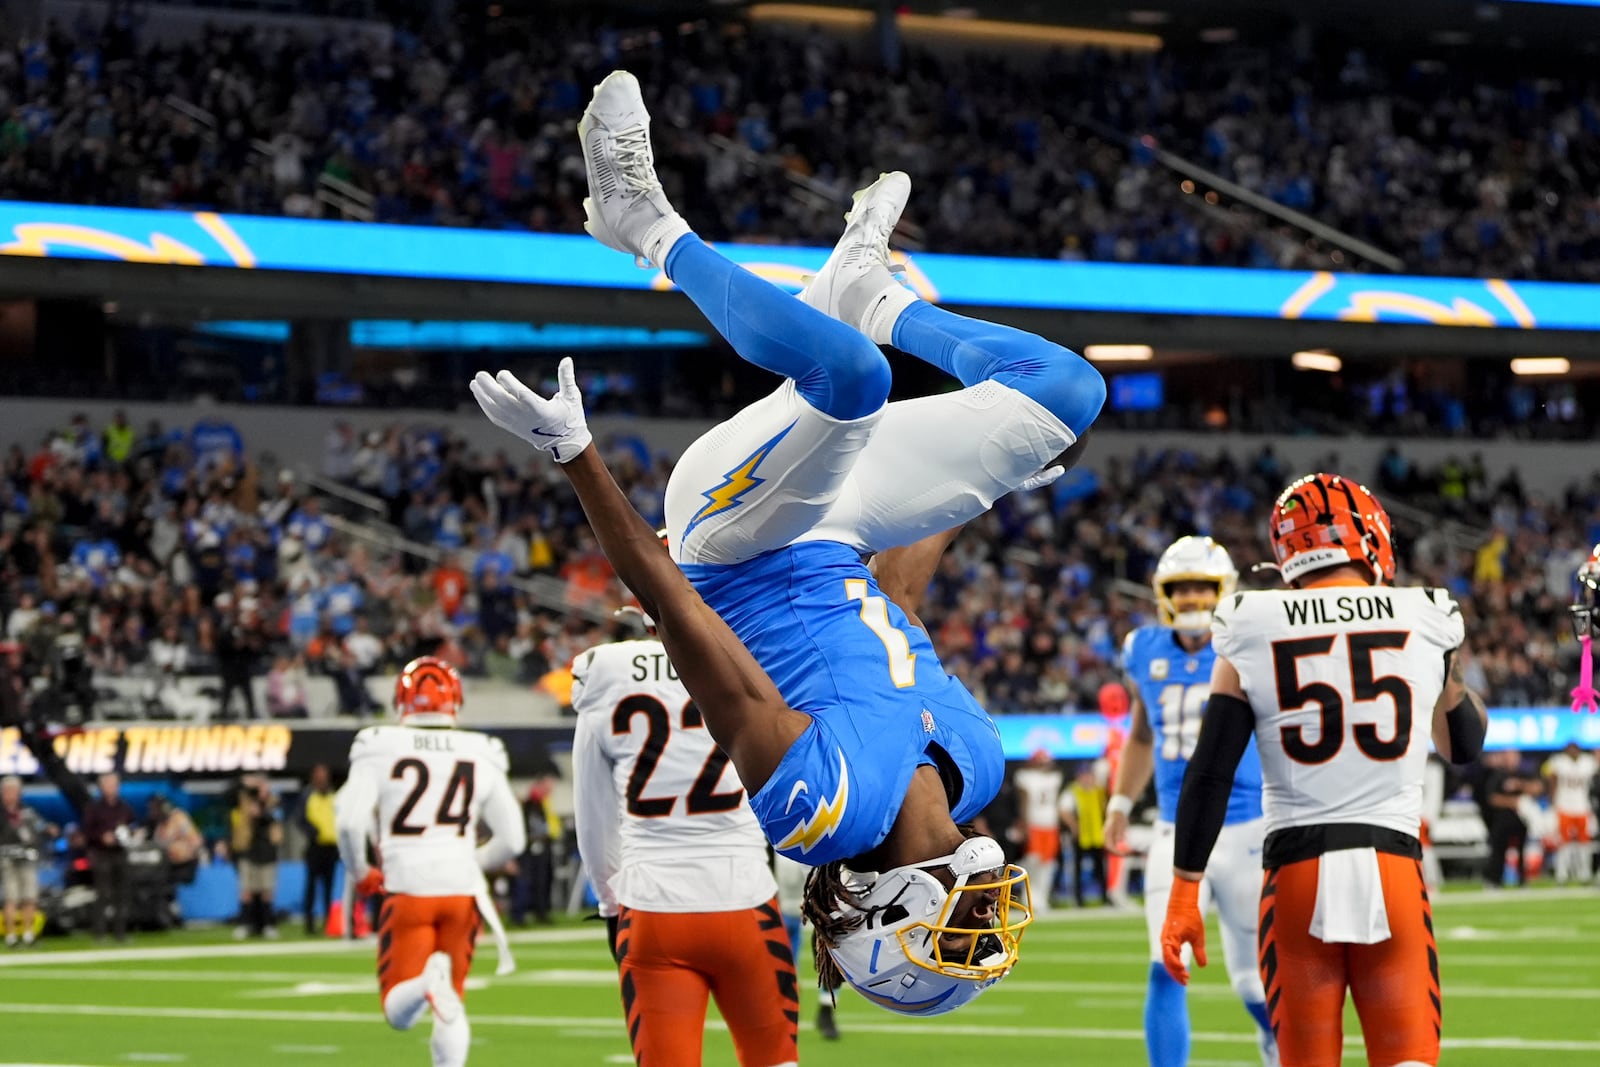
[1160,876,1207,985]
[355,868,386,898]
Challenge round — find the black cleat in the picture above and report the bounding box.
[816,1003,840,1041]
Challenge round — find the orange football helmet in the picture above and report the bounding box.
[1269,473,1396,586]
[393,656,464,726]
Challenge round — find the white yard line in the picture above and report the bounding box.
[0,927,602,969]
[3,1002,1600,1055]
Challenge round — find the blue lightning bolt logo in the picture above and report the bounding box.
[683,420,797,537]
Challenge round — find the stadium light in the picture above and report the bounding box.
[1084,344,1154,362]
[1510,357,1571,376]
[1291,350,1342,372]
[748,5,1163,50]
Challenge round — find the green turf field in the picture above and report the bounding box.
[2,887,1599,1066]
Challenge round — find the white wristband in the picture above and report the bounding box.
[1107,794,1135,818]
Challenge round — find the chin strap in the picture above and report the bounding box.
[1572,634,1598,714]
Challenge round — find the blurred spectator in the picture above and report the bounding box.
[430,553,469,621]
[265,654,311,719]
[343,615,384,678]
[1477,750,1537,888]
[215,600,265,720]
[512,779,561,927]
[83,772,136,942]
[1059,763,1109,908]
[327,641,380,717]
[295,764,340,935]
[1,774,53,948]
[1012,750,1065,912]
[147,794,202,888]
[230,774,282,939]
[102,410,135,468]
[45,610,93,725]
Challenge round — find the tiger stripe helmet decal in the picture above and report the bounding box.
[1269,473,1396,585]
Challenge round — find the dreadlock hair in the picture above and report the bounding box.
[800,825,990,989]
[802,859,863,990]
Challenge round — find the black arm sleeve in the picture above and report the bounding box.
[1444,693,1487,765]
[1172,693,1257,874]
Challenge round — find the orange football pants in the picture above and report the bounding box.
[615,897,798,1067]
[375,894,480,1000]
[1258,853,1440,1067]
[1026,826,1061,862]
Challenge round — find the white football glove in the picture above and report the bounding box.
[470,358,593,464]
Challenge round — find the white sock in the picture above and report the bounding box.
[861,284,919,346]
[642,214,693,272]
[430,1010,470,1067]
[817,985,837,1009]
[383,971,432,1031]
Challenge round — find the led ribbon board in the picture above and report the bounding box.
[4,201,1598,329]
[995,708,1600,761]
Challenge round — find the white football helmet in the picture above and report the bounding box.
[826,836,1032,1017]
[1153,536,1238,635]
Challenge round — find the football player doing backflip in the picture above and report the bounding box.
[472,70,1105,1017]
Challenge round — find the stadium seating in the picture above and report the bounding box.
[3,14,1597,278]
[2,404,1591,724]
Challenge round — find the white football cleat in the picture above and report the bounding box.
[423,951,462,1024]
[799,171,913,336]
[579,70,691,268]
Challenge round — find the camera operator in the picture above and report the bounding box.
[83,772,137,942]
[230,774,282,939]
[1,775,55,948]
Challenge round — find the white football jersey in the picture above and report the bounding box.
[335,724,524,897]
[1543,752,1598,815]
[1212,585,1464,838]
[1013,766,1065,830]
[571,639,776,916]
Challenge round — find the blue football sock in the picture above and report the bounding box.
[662,235,890,420]
[890,301,1106,436]
[1145,961,1191,1067]
[1244,997,1272,1035]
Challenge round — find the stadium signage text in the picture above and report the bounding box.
[0,724,292,777]
[3,202,1598,330]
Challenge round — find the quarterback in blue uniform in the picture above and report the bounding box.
[1106,537,1278,1067]
[472,71,1105,1018]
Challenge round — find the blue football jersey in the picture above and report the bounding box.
[682,542,1004,865]
[1122,624,1263,825]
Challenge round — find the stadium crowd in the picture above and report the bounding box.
[2,11,1598,278]
[0,408,1594,723]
